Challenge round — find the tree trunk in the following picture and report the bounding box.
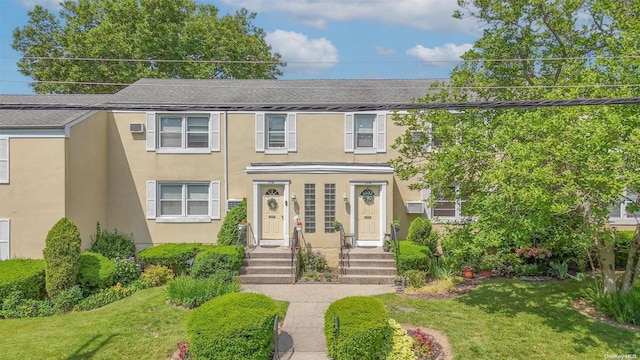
[597,235,617,294]
[621,224,640,293]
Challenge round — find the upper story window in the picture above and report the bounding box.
[146,181,221,222]
[255,113,297,154]
[609,190,640,224]
[146,112,220,153]
[344,113,386,154]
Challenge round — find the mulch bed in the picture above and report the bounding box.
[571,298,640,332]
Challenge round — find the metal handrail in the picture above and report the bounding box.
[291,227,300,280]
[390,223,399,264]
[235,224,247,249]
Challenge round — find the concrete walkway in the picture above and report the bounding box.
[242,283,395,360]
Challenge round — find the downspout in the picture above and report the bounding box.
[223,111,229,213]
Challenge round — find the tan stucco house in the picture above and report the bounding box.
[0,79,634,263]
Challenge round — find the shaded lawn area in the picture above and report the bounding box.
[378,279,640,359]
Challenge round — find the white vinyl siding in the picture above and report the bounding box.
[0,137,8,184]
[0,219,9,260]
[146,113,220,153]
[147,181,220,222]
[345,113,387,153]
[255,113,297,153]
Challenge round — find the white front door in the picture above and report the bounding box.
[356,186,381,244]
[260,185,285,244]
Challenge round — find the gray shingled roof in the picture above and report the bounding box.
[0,94,109,128]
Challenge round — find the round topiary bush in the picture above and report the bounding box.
[217,199,247,246]
[0,259,46,300]
[407,217,437,252]
[396,241,431,274]
[77,252,116,293]
[187,292,279,360]
[43,218,82,298]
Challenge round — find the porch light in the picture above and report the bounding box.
[291,193,297,201]
[343,193,348,202]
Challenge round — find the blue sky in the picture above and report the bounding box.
[0,0,479,94]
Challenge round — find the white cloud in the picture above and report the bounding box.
[219,0,475,32]
[375,46,396,56]
[18,0,61,8]
[406,43,473,64]
[265,30,338,73]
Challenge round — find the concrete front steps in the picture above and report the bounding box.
[239,246,296,284]
[339,247,397,284]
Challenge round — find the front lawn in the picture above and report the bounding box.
[379,279,640,359]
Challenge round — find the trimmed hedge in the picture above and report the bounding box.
[187,292,279,360]
[191,245,244,278]
[406,217,435,250]
[324,296,392,360]
[217,198,247,245]
[43,218,82,298]
[395,241,432,274]
[137,243,210,274]
[77,252,116,293]
[0,259,46,300]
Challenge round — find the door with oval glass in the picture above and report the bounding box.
[356,186,380,241]
[261,186,284,240]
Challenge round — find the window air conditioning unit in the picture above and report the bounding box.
[404,201,424,214]
[227,199,243,211]
[129,123,145,133]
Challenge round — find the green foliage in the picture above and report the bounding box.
[396,241,431,274]
[89,223,135,260]
[13,2,283,94]
[516,264,543,277]
[585,286,640,325]
[166,273,239,309]
[406,217,436,252]
[190,245,244,279]
[141,265,174,287]
[0,259,46,300]
[403,270,426,289]
[51,286,83,313]
[387,319,416,360]
[324,296,392,360]
[43,218,82,298]
[615,231,635,269]
[217,199,247,245]
[112,258,141,285]
[187,292,279,360]
[300,250,329,274]
[74,283,136,311]
[77,252,116,294]
[138,243,208,274]
[0,285,83,319]
[548,261,569,279]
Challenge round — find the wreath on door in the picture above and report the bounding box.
[360,189,375,205]
[267,198,278,211]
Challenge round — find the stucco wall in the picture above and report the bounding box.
[0,138,66,258]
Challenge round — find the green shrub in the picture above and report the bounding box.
[387,319,416,360]
[52,286,83,313]
[406,217,436,251]
[77,252,116,294]
[141,265,174,287]
[191,245,244,279]
[43,218,82,298]
[585,286,640,325]
[217,199,247,246]
[403,270,427,289]
[300,250,328,273]
[395,241,431,274]
[187,292,279,360]
[167,273,239,309]
[516,263,543,276]
[89,223,136,260]
[324,296,392,360]
[615,231,635,270]
[112,258,141,285]
[74,283,135,311]
[138,243,208,274]
[0,259,46,300]
[0,291,54,318]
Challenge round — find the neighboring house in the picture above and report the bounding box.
[0,79,635,263]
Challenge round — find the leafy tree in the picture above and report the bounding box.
[43,218,82,298]
[392,0,640,293]
[12,0,284,94]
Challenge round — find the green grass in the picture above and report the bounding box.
[378,279,640,359]
[0,287,290,360]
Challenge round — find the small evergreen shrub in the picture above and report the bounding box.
[112,258,141,285]
[89,223,136,260]
[324,296,392,360]
[43,218,82,298]
[396,241,431,274]
[77,252,116,294]
[0,259,46,300]
[191,245,244,278]
[406,217,436,251]
[166,273,239,309]
[187,292,279,360]
[138,243,208,274]
[141,265,174,287]
[217,199,247,245]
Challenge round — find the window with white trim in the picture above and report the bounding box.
[429,185,468,222]
[0,219,9,260]
[609,191,640,224]
[0,137,8,184]
[146,181,220,222]
[255,113,297,153]
[344,113,386,153]
[146,113,220,153]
